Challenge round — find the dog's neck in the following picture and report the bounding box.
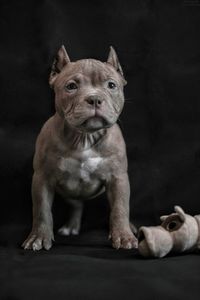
[54,113,106,150]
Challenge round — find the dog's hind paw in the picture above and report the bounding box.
[58,225,80,236]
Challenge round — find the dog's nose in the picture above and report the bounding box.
[85,96,103,107]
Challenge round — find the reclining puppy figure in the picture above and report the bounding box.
[138,206,200,258]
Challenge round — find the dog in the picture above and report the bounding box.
[22,45,138,250]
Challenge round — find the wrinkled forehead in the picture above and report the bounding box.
[56,59,121,84]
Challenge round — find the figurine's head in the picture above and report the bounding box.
[138,206,199,258]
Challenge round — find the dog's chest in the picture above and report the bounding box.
[58,155,103,179]
[56,150,105,197]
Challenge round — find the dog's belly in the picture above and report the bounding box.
[56,155,105,199]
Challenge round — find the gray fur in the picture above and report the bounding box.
[22,46,137,251]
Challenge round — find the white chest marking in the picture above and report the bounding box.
[58,156,103,175]
[81,157,102,172]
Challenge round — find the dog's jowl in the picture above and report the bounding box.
[22,45,138,250]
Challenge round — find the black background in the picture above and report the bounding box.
[1,0,200,299]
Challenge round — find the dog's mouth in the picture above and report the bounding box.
[66,107,117,132]
[81,116,110,132]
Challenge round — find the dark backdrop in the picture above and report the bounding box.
[1,0,200,299]
[1,0,200,226]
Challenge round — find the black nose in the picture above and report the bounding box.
[85,96,103,107]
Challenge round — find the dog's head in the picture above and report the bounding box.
[49,45,127,132]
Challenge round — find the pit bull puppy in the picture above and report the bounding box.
[22,45,137,251]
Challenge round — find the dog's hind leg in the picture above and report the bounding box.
[58,199,83,236]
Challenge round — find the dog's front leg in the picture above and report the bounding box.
[22,172,55,250]
[107,173,138,249]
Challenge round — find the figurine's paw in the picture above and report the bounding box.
[22,228,54,251]
[109,228,138,249]
[58,223,80,236]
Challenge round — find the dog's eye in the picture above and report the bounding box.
[107,81,117,89]
[65,82,78,91]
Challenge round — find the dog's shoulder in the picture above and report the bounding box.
[33,115,58,171]
[102,124,126,152]
[99,124,128,171]
[35,116,56,147]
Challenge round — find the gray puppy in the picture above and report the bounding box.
[22,45,138,251]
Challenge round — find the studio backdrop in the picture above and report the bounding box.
[1,1,200,299]
[1,0,200,227]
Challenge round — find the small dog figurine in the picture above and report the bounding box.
[22,45,137,250]
[138,206,200,258]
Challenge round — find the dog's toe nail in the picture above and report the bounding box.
[58,227,70,236]
[32,239,42,251]
[126,242,132,249]
[113,238,121,249]
[71,229,79,235]
[133,239,138,249]
[44,242,52,250]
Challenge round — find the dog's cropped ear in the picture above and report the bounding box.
[49,45,70,87]
[107,46,127,85]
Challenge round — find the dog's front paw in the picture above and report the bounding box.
[22,228,54,251]
[109,228,138,250]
